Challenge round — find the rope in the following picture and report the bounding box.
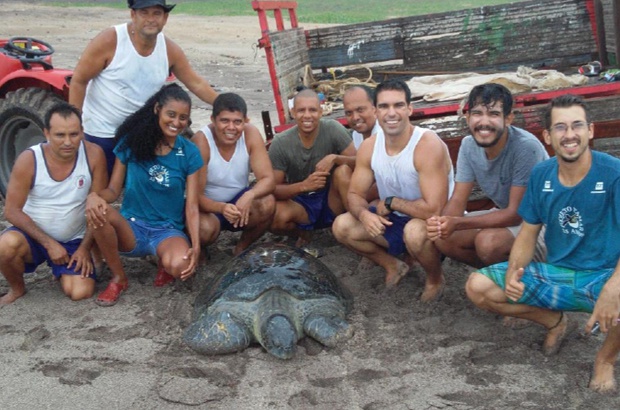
[302,65,377,113]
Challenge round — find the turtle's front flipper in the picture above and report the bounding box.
[183,311,251,355]
[303,314,354,347]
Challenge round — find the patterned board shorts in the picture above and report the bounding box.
[478,261,614,312]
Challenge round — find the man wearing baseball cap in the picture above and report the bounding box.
[70,0,218,176]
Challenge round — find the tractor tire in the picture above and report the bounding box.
[0,88,63,196]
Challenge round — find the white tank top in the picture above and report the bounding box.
[371,127,454,216]
[201,126,250,202]
[22,142,92,242]
[353,121,381,150]
[82,23,169,138]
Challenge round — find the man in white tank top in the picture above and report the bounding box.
[332,79,454,302]
[69,0,218,176]
[191,93,276,256]
[0,103,108,305]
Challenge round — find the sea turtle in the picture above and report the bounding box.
[183,243,354,359]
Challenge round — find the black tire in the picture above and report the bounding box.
[0,88,63,196]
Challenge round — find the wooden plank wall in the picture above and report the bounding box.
[306,0,596,72]
[270,28,310,120]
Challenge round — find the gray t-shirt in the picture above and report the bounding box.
[456,126,548,209]
[269,118,352,183]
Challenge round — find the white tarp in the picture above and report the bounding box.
[406,66,588,102]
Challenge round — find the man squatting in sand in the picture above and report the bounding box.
[268,89,356,247]
[0,103,107,305]
[191,93,276,256]
[332,79,454,302]
[466,95,620,393]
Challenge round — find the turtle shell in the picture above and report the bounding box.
[192,243,353,318]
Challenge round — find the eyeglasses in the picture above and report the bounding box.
[549,121,589,135]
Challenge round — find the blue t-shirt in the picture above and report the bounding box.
[115,136,203,230]
[519,151,620,270]
[456,126,548,209]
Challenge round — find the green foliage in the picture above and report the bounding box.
[49,0,530,23]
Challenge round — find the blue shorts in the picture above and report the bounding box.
[2,227,95,279]
[215,187,251,232]
[293,188,335,231]
[369,206,410,256]
[84,133,116,177]
[121,218,188,258]
[479,261,614,312]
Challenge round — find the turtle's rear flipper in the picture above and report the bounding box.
[183,311,251,355]
[304,314,354,347]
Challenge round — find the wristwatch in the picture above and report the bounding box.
[384,196,395,212]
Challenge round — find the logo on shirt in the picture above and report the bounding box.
[592,181,605,194]
[149,165,170,187]
[75,175,87,189]
[176,147,185,156]
[558,206,584,237]
[542,180,553,192]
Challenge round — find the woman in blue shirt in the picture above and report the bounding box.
[86,83,203,306]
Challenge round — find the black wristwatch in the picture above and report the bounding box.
[384,196,395,212]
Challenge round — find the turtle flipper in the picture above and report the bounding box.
[303,314,354,347]
[183,311,251,355]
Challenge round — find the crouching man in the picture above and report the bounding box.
[466,95,620,392]
[0,103,107,304]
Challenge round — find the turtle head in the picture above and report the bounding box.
[259,314,297,360]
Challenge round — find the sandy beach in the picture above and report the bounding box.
[1,2,618,409]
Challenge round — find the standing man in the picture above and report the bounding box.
[69,0,218,175]
[419,83,548,268]
[0,103,107,305]
[466,95,620,393]
[268,89,356,247]
[191,93,275,256]
[332,79,454,301]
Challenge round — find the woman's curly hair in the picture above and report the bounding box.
[115,83,191,162]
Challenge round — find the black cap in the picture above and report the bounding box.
[128,0,176,13]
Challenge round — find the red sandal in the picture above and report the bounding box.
[154,266,175,287]
[95,282,128,307]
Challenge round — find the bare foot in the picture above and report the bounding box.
[589,360,618,393]
[502,316,532,329]
[542,312,569,356]
[0,289,27,306]
[420,279,445,303]
[385,260,409,289]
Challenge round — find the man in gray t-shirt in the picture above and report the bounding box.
[268,89,356,247]
[424,83,548,267]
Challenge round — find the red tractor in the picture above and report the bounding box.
[0,37,72,197]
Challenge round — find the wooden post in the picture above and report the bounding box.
[594,0,609,66]
[614,0,620,66]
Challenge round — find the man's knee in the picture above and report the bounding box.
[332,164,352,187]
[61,276,95,301]
[475,229,513,264]
[332,213,357,243]
[270,200,302,231]
[253,194,276,220]
[199,213,220,244]
[0,231,29,264]
[403,218,427,253]
[465,272,496,307]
